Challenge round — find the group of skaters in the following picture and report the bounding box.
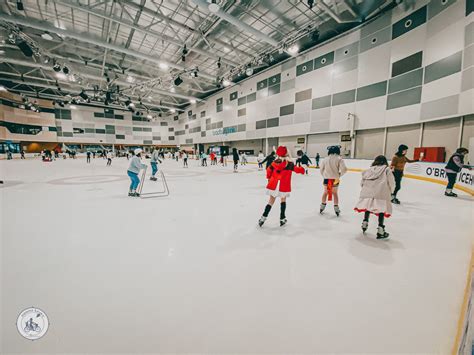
[257,144,471,239]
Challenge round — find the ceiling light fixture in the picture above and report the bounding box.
[174,76,183,86]
[62,66,69,74]
[56,72,67,80]
[245,66,254,76]
[16,0,24,11]
[287,44,300,55]
[190,99,197,104]
[41,32,53,41]
[217,57,221,68]
[222,79,231,87]
[126,75,134,83]
[170,108,176,113]
[159,62,169,70]
[53,62,61,72]
[69,105,77,110]
[0,85,6,91]
[208,0,220,13]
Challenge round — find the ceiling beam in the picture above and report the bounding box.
[0,12,217,81]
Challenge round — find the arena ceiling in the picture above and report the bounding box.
[0,0,408,116]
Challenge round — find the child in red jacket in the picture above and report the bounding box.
[258,146,305,227]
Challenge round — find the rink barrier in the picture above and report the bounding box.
[452,250,474,355]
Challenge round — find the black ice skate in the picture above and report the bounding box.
[391,195,400,204]
[376,225,389,239]
[361,220,368,233]
[334,205,340,217]
[280,218,287,226]
[150,176,158,181]
[128,190,134,197]
[320,203,326,214]
[258,216,267,227]
[445,190,458,197]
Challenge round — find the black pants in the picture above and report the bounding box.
[107,158,112,165]
[393,170,403,196]
[364,211,385,226]
[202,158,207,166]
[87,157,90,163]
[446,172,457,190]
[183,158,188,167]
[258,162,263,169]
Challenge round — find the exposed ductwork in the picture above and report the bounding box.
[0,13,217,82]
[317,0,360,24]
[191,0,279,47]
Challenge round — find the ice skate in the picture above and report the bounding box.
[334,205,340,216]
[319,203,326,214]
[361,220,368,233]
[445,190,457,197]
[128,190,134,197]
[391,195,400,204]
[150,176,158,181]
[280,218,287,226]
[258,216,267,227]
[376,225,389,239]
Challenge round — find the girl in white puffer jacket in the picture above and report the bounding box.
[354,155,395,239]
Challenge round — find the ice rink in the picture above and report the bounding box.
[1,156,473,354]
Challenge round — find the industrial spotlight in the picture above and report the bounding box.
[208,0,220,13]
[307,0,314,9]
[62,66,69,74]
[181,44,188,62]
[245,65,254,76]
[16,0,24,11]
[53,62,61,72]
[43,56,50,64]
[79,90,88,100]
[174,76,183,86]
[191,68,199,78]
[217,57,221,69]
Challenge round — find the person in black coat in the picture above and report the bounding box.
[261,151,276,169]
[296,150,312,175]
[232,148,239,172]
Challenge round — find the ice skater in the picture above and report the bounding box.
[183,151,188,167]
[86,151,91,163]
[232,148,239,172]
[127,148,147,197]
[445,148,470,197]
[296,150,312,175]
[354,155,395,239]
[150,148,162,181]
[240,152,247,166]
[106,150,113,166]
[315,153,320,168]
[20,150,25,159]
[258,146,305,227]
[257,151,264,170]
[319,146,347,216]
[390,144,418,204]
[262,151,276,169]
[201,152,208,166]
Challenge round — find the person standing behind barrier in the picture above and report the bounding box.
[390,144,418,204]
[86,151,91,163]
[445,148,470,197]
[127,148,147,197]
[106,150,112,166]
[150,148,162,181]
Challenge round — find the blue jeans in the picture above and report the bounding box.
[151,162,158,176]
[127,170,140,191]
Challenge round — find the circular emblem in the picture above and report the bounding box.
[16,307,49,340]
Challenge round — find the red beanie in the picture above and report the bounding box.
[276,146,288,157]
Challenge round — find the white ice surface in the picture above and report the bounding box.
[1,157,473,354]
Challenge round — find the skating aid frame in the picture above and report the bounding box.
[137,166,170,198]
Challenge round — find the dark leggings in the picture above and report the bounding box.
[393,170,403,196]
[446,172,457,189]
[364,211,385,226]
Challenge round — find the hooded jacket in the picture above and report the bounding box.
[320,154,347,179]
[359,165,395,201]
[266,160,305,192]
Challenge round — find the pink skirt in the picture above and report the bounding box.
[354,198,392,217]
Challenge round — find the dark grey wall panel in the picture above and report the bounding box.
[296,60,314,76]
[332,89,356,106]
[312,95,332,110]
[314,51,335,70]
[428,0,457,20]
[280,104,294,116]
[268,74,281,86]
[256,120,266,129]
[266,117,279,128]
[359,26,392,53]
[356,81,387,101]
[386,87,422,110]
[268,84,281,96]
[257,79,268,90]
[467,0,474,16]
[237,124,246,132]
[392,51,423,77]
[238,108,246,117]
[424,51,462,84]
[388,68,423,94]
[116,134,125,140]
[295,88,312,102]
[392,6,427,40]
[237,97,246,106]
[420,95,459,120]
[246,92,257,103]
[230,91,238,101]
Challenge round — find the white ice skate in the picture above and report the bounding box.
[376,225,389,239]
[320,203,326,214]
[258,216,267,227]
[361,220,368,233]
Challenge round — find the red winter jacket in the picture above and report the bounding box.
[266,160,305,192]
